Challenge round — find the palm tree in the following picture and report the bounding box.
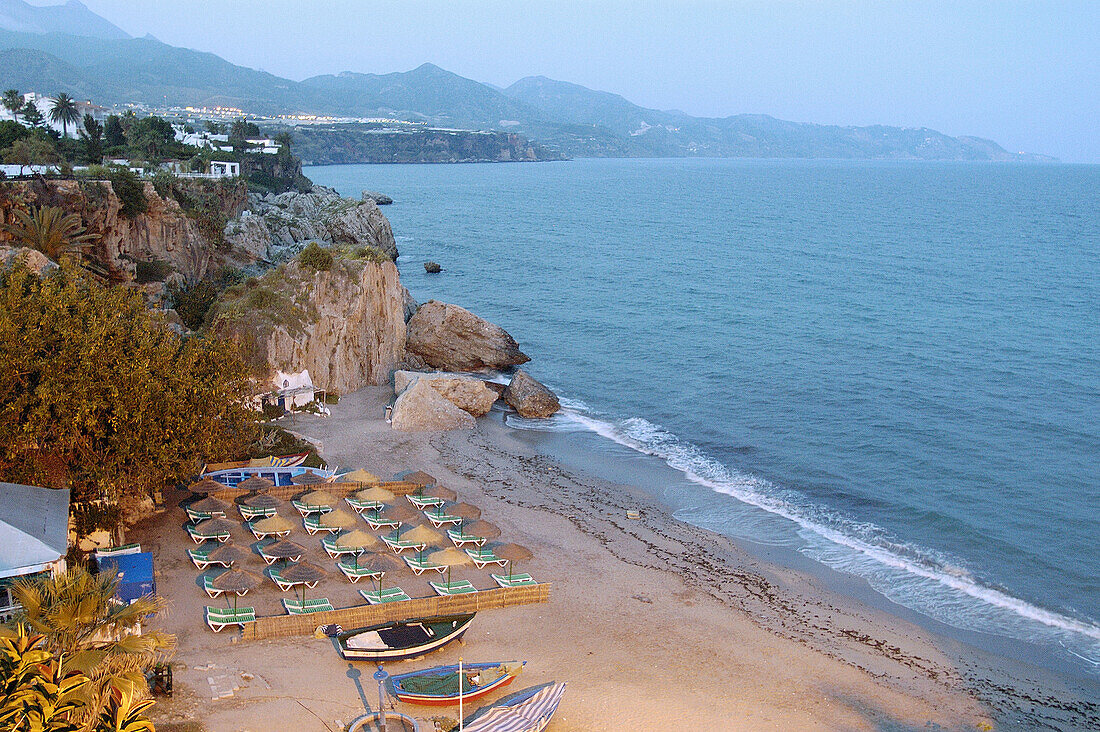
[0,206,99,261]
[49,93,80,138]
[11,567,173,731]
[2,89,22,124]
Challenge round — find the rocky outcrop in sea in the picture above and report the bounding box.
[406,300,530,372]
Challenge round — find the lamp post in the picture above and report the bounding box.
[373,664,389,732]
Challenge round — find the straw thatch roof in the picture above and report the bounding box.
[464,520,501,540]
[402,524,444,546]
[343,469,380,485]
[449,502,482,520]
[193,517,236,536]
[495,543,534,563]
[402,470,437,487]
[348,553,402,573]
[382,505,419,524]
[252,515,295,534]
[210,568,263,593]
[242,493,282,509]
[335,530,380,551]
[189,496,230,514]
[291,470,328,486]
[356,486,395,503]
[189,478,231,495]
[238,474,275,492]
[299,490,337,507]
[263,539,305,559]
[428,548,473,567]
[206,543,250,565]
[319,508,357,529]
[281,561,327,583]
[424,485,457,501]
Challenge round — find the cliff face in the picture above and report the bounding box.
[0,178,247,282]
[209,257,406,394]
[225,186,398,263]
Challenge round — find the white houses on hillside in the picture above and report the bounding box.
[0,93,110,138]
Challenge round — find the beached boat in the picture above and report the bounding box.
[461,682,566,732]
[337,614,475,661]
[390,661,524,706]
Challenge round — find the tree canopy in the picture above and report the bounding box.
[0,267,257,510]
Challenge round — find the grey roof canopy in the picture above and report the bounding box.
[0,483,70,578]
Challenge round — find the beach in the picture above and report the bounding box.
[135,385,1097,732]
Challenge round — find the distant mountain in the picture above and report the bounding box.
[301,63,538,128]
[0,0,129,40]
[0,19,1052,161]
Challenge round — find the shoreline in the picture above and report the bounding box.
[139,386,1096,730]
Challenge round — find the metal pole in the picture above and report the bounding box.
[374,664,389,732]
[458,656,464,731]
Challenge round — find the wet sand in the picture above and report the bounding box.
[139,387,1096,731]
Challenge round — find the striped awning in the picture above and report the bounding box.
[463,682,566,732]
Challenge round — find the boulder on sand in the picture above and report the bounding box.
[391,378,476,432]
[503,370,560,418]
[406,301,530,372]
[393,371,499,417]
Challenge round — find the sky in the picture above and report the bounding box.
[51,1,1100,161]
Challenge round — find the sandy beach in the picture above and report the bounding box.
[137,387,1096,731]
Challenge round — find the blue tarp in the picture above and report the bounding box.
[98,552,155,604]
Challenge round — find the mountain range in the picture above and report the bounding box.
[0,2,1053,162]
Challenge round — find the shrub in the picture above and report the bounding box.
[107,167,148,218]
[168,279,219,330]
[299,241,334,271]
[151,169,176,199]
[353,245,390,263]
[134,258,173,284]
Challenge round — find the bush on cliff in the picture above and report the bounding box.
[0,266,257,516]
[106,167,148,218]
[299,241,334,271]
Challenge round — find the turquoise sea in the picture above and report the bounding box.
[307,159,1100,678]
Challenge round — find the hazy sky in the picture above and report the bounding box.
[58,1,1100,161]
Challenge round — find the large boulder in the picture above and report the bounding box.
[391,378,476,432]
[0,246,58,276]
[406,301,530,372]
[504,370,560,418]
[394,370,499,417]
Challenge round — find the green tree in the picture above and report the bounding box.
[79,114,103,164]
[103,115,124,149]
[2,89,22,125]
[125,116,174,161]
[0,625,90,731]
[2,137,60,175]
[203,120,224,135]
[274,131,293,149]
[48,94,80,139]
[0,205,98,261]
[0,267,258,509]
[22,101,45,129]
[0,119,29,150]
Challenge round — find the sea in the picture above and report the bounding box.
[306,158,1100,679]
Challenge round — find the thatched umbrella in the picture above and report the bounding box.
[335,530,380,567]
[351,552,402,596]
[381,505,419,539]
[252,514,295,536]
[402,524,444,562]
[189,478,231,495]
[403,470,436,488]
[424,485,457,502]
[210,568,263,612]
[291,469,328,486]
[495,543,533,581]
[356,486,395,504]
[189,496,230,515]
[242,493,282,509]
[193,517,236,539]
[281,561,327,603]
[319,508,358,530]
[449,502,482,530]
[344,468,380,485]
[428,547,472,587]
[263,538,305,563]
[299,489,338,508]
[206,543,250,566]
[238,474,275,492]
[464,520,501,542]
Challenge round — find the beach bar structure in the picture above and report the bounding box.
[0,482,70,622]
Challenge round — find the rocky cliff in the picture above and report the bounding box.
[208,254,406,393]
[0,177,247,283]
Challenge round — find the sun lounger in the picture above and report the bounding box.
[447,529,486,548]
[359,586,411,604]
[364,515,400,531]
[205,606,256,633]
[403,555,446,575]
[185,507,224,523]
[424,511,462,528]
[239,505,277,521]
[249,522,292,540]
[188,546,228,569]
[345,497,384,514]
[430,579,478,597]
[492,573,537,588]
[337,561,384,583]
[321,536,363,558]
[381,535,426,554]
[202,575,224,598]
[186,524,230,544]
[292,500,332,516]
[465,547,509,569]
[269,566,319,592]
[283,597,334,615]
[94,543,141,558]
[406,494,445,510]
[259,546,301,565]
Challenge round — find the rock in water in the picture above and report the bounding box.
[391,378,476,432]
[393,370,499,417]
[406,301,530,372]
[504,370,560,418]
[424,261,441,273]
[362,190,393,205]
